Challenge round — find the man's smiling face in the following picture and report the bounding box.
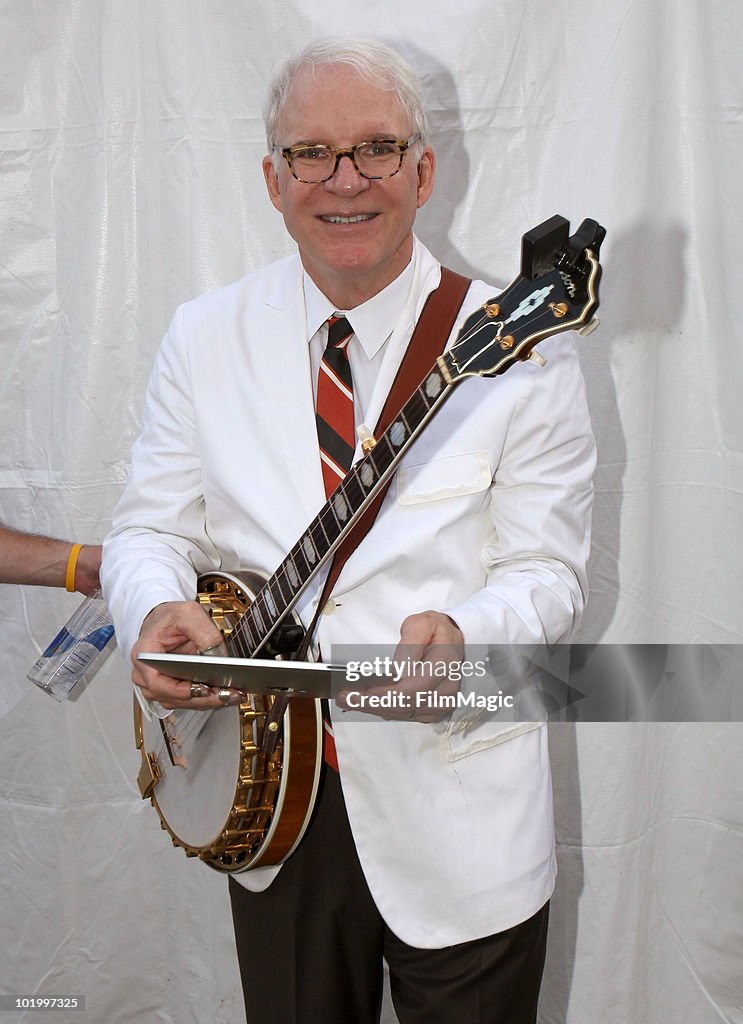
[262,63,435,309]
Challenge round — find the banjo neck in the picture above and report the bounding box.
[228,360,455,658]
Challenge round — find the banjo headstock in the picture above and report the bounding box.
[440,215,605,383]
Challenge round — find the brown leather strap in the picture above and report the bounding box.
[259,267,470,752]
[299,266,471,653]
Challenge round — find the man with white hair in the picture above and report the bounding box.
[103,36,595,1024]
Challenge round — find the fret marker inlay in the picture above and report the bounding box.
[390,422,405,448]
[333,492,349,521]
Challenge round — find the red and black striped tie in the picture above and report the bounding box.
[316,316,355,496]
[316,315,355,771]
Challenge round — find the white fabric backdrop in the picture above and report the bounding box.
[1,1,742,1021]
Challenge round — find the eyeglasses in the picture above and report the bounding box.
[275,134,421,183]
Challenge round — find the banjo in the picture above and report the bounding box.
[134,214,605,873]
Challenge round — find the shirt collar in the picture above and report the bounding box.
[303,247,417,359]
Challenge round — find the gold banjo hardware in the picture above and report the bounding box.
[135,569,322,873]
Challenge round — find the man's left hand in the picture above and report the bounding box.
[335,610,464,722]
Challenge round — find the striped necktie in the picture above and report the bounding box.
[316,315,355,496]
[315,315,355,772]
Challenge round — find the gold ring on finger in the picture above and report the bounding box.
[217,688,232,706]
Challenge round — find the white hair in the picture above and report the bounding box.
[263,36,429,164]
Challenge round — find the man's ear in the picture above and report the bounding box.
[415,146,436,209]
[262,155,283,212]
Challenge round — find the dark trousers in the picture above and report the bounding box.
[229,768,549,1024]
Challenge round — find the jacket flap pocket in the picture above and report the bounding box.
[442,720,544,762]
[396,451,491,505]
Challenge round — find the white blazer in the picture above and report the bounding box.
[103,239,596,947]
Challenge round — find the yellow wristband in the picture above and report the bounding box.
[65,543,83,593]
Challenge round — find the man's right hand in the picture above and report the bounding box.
[131,601,243,710]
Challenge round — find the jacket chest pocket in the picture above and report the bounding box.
[396,451,492,505]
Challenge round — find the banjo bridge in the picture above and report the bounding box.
[160,717,188,770]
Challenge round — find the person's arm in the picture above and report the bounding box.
[0,526,102,595]
[101,305,241,711]
[442,335,595,648]
[103,306,221,647]
[336,331,596,720]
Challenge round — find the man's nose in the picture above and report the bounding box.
[326,153,369,193]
